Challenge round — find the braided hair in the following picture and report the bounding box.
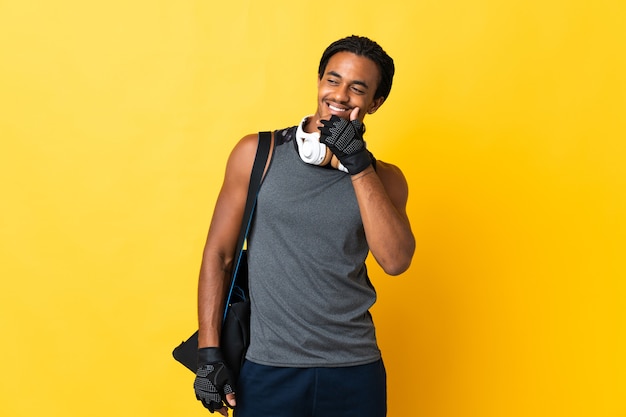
[318,35,395,100]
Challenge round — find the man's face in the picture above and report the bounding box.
[315,51,385,123]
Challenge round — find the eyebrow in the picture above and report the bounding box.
[327,70,369,90]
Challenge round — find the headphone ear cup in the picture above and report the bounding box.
[299,138,328,165]
[295,116,332,166]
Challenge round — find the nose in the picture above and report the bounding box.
[333,84,349,103]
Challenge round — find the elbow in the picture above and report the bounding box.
[372,232,416,275]
[381,257,412,276]
[379,247,414,276]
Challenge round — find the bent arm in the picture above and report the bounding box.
[351,161,415,275]
[197,134,259,348]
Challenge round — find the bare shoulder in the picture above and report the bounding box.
[375,160,410,213]
[223,133,259,182]
[229,133,259,165]
[376,160,408,189]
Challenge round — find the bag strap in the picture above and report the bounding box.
[223,131,272,321]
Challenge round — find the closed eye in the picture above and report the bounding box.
[351,85,365,94]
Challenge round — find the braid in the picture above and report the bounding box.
[318,35,395,100]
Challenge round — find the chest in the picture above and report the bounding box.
[255,140,362,235]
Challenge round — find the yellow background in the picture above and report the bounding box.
[1,1,624,416]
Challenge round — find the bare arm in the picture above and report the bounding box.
[315,107,414,274]
[351,161,415,275]
[197,134,260,348]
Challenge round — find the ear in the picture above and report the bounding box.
[367,97,386,114]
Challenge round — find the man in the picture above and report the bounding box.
[194,35,415,417]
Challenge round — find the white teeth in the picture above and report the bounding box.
[329,104,348,112]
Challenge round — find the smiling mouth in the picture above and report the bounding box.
[328,103,349,112]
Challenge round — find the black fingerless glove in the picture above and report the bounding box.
[319,115,372,175]
[193,347,235,413]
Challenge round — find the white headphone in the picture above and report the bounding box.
[295,116,329,165]
[295,116,348,172]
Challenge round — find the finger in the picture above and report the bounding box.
[216,405,229,417]
[350,107,360,121]
[316,113,331,129]
[225,392,237,408]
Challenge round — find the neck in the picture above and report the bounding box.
[302,114,320,134]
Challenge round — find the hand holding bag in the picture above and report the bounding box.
[172,131,272,382]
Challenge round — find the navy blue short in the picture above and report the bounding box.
[233,359,387,417]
